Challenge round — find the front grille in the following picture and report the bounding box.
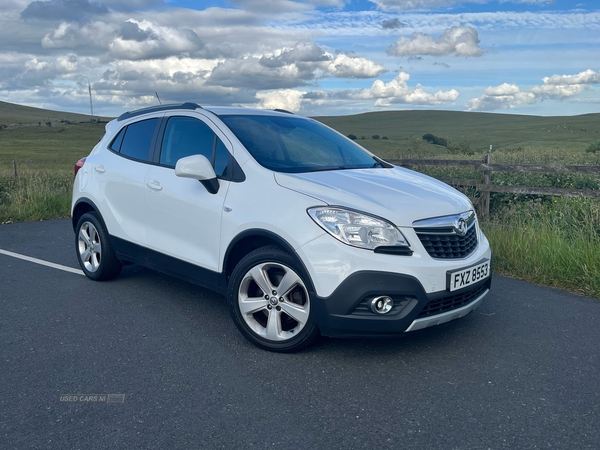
[417,280,489,318]
[416,225,478,259]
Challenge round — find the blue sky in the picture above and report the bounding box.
[0,0,599,117]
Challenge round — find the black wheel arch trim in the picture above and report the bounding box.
[72,198,105,231]
[222,229,316,294]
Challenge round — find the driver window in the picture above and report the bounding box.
[160,117,215,167]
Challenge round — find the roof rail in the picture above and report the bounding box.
[273,108,294,115]
[117,102,202,121]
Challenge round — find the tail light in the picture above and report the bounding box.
[74,157,87,177]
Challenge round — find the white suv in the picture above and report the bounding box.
[72,103,492,352]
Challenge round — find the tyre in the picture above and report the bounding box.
[228,245,319,352]
[75,212,122,281]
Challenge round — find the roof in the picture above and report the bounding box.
[203,106,295,116]
[112,103,299,125]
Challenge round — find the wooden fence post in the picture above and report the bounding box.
[480,153,491,220]
[13,159,18,178]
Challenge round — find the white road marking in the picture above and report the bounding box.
[0,248,84,276]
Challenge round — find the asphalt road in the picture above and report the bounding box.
[0,219,598,449]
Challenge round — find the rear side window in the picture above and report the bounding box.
[119,118,159,162]
[160,116,230,177]
[109,127,125,152]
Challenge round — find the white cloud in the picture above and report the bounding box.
[465,84,536,110]
[308,0,346,7]
[306,72,459,107]
[262,42,385,78]
[370,0,473,10]
[542,69,600,86]
[223,0,309,13]
[254,89,307,111]
[326,54,386,78]
[41,20,118,49]
[0,53,91,90]
[207,42,385,89]
[387,26,483,57]
[530,83,587,99]
[484,83,520,96]
[21,0,109,22]
[109,19,204,60]
[466,69,600,111]
[208,56,305,89]
[367,73,459,105]
[370,0,552,11]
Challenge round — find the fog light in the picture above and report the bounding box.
[370,296,393,314]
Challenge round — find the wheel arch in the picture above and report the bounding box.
[222,229,316,294]
[72,198,103,231]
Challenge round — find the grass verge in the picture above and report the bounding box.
[0,168,72,223]
[483,197,600,298]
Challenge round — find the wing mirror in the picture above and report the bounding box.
[175,155,219,194]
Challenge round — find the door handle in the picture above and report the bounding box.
[146,181,163,191]
[94,165,105,173]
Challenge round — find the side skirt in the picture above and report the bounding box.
[110,236,227,296]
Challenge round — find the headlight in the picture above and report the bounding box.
[308,207,410,250]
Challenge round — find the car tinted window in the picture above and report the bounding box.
[219,115,377,173]
[160,117,214,167]
[214,138,229,177]
[119,118,159,161]
[109,127,125,152]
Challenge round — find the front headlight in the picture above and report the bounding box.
[308,207,410,250]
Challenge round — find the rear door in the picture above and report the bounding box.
[91,117,161,246]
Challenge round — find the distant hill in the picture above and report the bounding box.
[0,101,109,170]
[1,100,599,167]
[0,100,111,125]
[316,110,600,153]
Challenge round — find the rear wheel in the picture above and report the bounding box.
[75,212,122,281]
[228,246,319,352]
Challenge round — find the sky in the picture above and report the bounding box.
[0,0,599,117]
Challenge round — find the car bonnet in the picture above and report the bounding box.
[274,166,473,227]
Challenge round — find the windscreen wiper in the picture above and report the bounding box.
[307,166,347,173]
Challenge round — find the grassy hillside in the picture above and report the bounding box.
[0,101,108,171]
[316,110,600,157]
[0,100,110,124]
[2,100,599,171]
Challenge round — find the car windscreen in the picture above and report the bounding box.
[219,114,381,173]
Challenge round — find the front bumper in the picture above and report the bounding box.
[311,270,491,337]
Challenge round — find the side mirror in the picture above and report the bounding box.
[175,155,219,194]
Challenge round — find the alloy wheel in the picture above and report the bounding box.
[237,262,310,342]
[78,221,102,273]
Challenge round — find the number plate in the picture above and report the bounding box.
[447,259,490,292]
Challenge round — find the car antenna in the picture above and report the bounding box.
[155,92,162,105]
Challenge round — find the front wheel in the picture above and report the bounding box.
[228,246,319,352]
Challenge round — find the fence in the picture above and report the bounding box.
[388,154,600,220]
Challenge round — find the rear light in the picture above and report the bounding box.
[74,157,86,177]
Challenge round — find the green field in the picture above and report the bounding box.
[316,110,600,158]
[0,100,111,124]
[0,100,109,171]
[1,100,599,297]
